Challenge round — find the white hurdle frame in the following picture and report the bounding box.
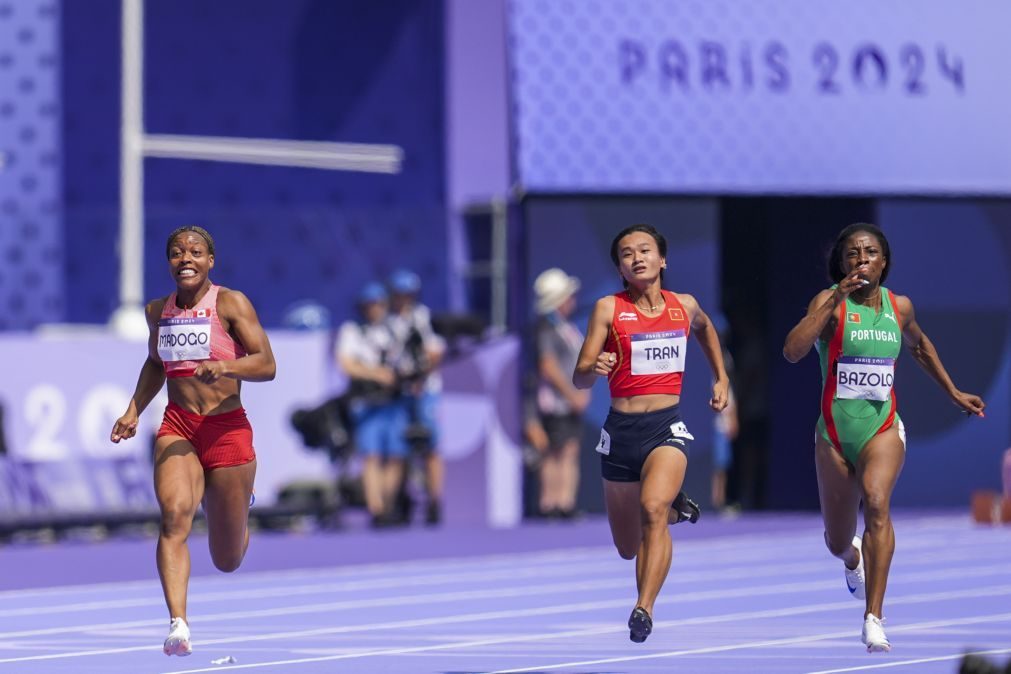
[113,0,404,335]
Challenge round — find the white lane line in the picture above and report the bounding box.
[0,546,613,600]
[1,516,1000,602]
[3,540,1007,619]
[0,561,624,619]
[4,552,1009,631]
[3,579,1011,664]
[805,647,1011,673]
[483,612,1011,674]
[5,557,1011,641]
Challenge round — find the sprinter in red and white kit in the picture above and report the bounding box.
[574,224,729,644]
[111,226,276,657]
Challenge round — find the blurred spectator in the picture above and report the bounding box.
[386,269,446,525]
[335,282,406,527]
[708,314,739,513]
[728,306,769,510]
[533,268,588,519]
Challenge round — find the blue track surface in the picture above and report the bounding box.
[1,512,1009,673]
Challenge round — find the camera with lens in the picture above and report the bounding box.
[394,328,431,393]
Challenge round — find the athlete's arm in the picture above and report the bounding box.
[196,289,277,384]
[895,295,986,417]
[679,294,729,412]
[783,274,865,363]
[573,296,617,389]
[111,300,167,442]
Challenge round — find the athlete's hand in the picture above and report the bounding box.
[952,390,986,418]
[710,378,729,413]
[193,360,228,384]
[833,272,869,304]
[593,351,617,377]
[110,411,139,443]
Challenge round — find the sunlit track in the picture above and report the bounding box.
[0,513,1008,673]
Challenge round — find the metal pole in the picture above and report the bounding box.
[111,0,147,338]
[490,198,508,332]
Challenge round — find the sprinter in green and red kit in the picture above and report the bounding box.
[784,223,985,653]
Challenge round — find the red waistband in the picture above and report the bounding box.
[165,400,247,421]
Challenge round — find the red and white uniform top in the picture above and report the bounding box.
[604,290,691,398]
[158,284,246,378]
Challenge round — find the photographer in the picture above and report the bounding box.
[335,282,407,527]
[387,269,446,525]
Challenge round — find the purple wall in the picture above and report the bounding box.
[0,0,62,330]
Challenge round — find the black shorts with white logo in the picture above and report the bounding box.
[596,403,692,482]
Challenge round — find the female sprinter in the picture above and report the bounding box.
[573,224,729,643]
[783,223,985,651]
[111,226,276,656]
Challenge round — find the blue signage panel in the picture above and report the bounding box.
[509,0,1011,194]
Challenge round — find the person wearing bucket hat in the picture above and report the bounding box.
[386,269,446,525]
[336,281,408,527]
[572,224,729,644]
[532,268,588,518]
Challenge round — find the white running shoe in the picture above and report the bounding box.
[861,613,890,652]
[844,535,866,600]
[163,617,192,656]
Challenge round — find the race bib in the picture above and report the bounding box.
[836,356,895,401]
[630,330,686,375]
[158,317,212,363]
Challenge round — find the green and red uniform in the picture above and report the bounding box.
[816,287,904,465]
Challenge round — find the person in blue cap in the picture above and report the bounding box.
[386,269,447,525]
[335,281,407,527]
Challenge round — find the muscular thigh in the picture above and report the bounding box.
[815,433,860,540]
[154,435,205,512]
[856,426,905,499]
[203,460,256,534]
[604,479,641,555]
[639,445,687,512]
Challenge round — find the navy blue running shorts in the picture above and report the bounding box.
[596,404,693,482]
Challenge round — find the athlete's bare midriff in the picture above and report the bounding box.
[167,379,243,417]
[610,392,680,414]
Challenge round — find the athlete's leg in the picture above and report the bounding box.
[815,434,861,569]
[203,459,257,572]
[154,436,205,621]
[856,426,905,620]
[635,445,687,616]
[603,478,641,561]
